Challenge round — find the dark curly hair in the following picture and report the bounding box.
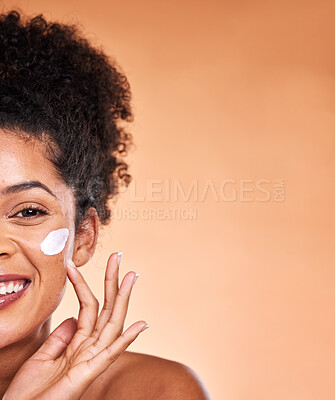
[0,9,134,234]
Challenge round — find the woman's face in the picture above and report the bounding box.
[0,132,77,347]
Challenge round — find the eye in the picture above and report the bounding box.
[12,206,49,219]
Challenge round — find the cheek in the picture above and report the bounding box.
[37,229,71,313]
[38,228,70,293]
[40,228,69,255]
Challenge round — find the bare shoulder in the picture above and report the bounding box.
[84,350,211,400]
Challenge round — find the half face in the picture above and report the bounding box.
[0,131,77,347]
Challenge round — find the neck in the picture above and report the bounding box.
[0,317,51,398]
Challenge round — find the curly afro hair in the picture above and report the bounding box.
[0,9,134,234]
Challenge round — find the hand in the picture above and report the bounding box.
[3,252,149,400]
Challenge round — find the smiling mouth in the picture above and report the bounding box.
[0,279,30,296]
[0,280,31,310]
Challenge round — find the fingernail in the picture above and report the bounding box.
[141,323,150,332]
[67,259,77,269]
[117,251,123,267]
[133,273,140,286]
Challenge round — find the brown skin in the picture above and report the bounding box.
[0,132,209,399]
[0,132,76,395]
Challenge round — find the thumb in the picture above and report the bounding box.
[31,317,78,361]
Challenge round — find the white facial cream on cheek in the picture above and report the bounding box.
[40,228,69,256]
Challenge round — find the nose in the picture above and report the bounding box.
[0,228,17,258]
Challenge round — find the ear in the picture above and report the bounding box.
[71,207,99,267]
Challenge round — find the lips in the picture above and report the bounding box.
[0,276,32,311]
[0,274,32,283]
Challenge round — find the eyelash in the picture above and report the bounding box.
[12,205,49,219]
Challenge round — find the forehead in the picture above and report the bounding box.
[0,131,57,182]
[0,131,75,212]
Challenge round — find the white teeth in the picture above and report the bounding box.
[0,281,26,295]
[7,282,13,293]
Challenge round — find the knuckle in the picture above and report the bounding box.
[106,345,119,362]
[106,319,123,336]
[79,296,99,310]
[91,327,100,338]
[106,319,117,329]
[116,291,124,301]
[102,299,114,310]
[122,330,135,342]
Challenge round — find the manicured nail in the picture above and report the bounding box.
[117,251,122,267]
[133,273,140,286]
[141,323,150,332]
[67,259,77,269]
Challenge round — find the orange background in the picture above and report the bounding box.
[2,0,335,399]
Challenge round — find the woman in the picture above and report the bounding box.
[0,9,210,400]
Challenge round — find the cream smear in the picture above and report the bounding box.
[40,228,69,255]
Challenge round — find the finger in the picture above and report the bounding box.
[30,317,78,361]
[93,270,138,350]
[66,260,99,342]
[69,321,149,388]
[91,252,120,339]
[64,271,137,365]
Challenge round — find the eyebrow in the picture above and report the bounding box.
[0,181,58,200]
